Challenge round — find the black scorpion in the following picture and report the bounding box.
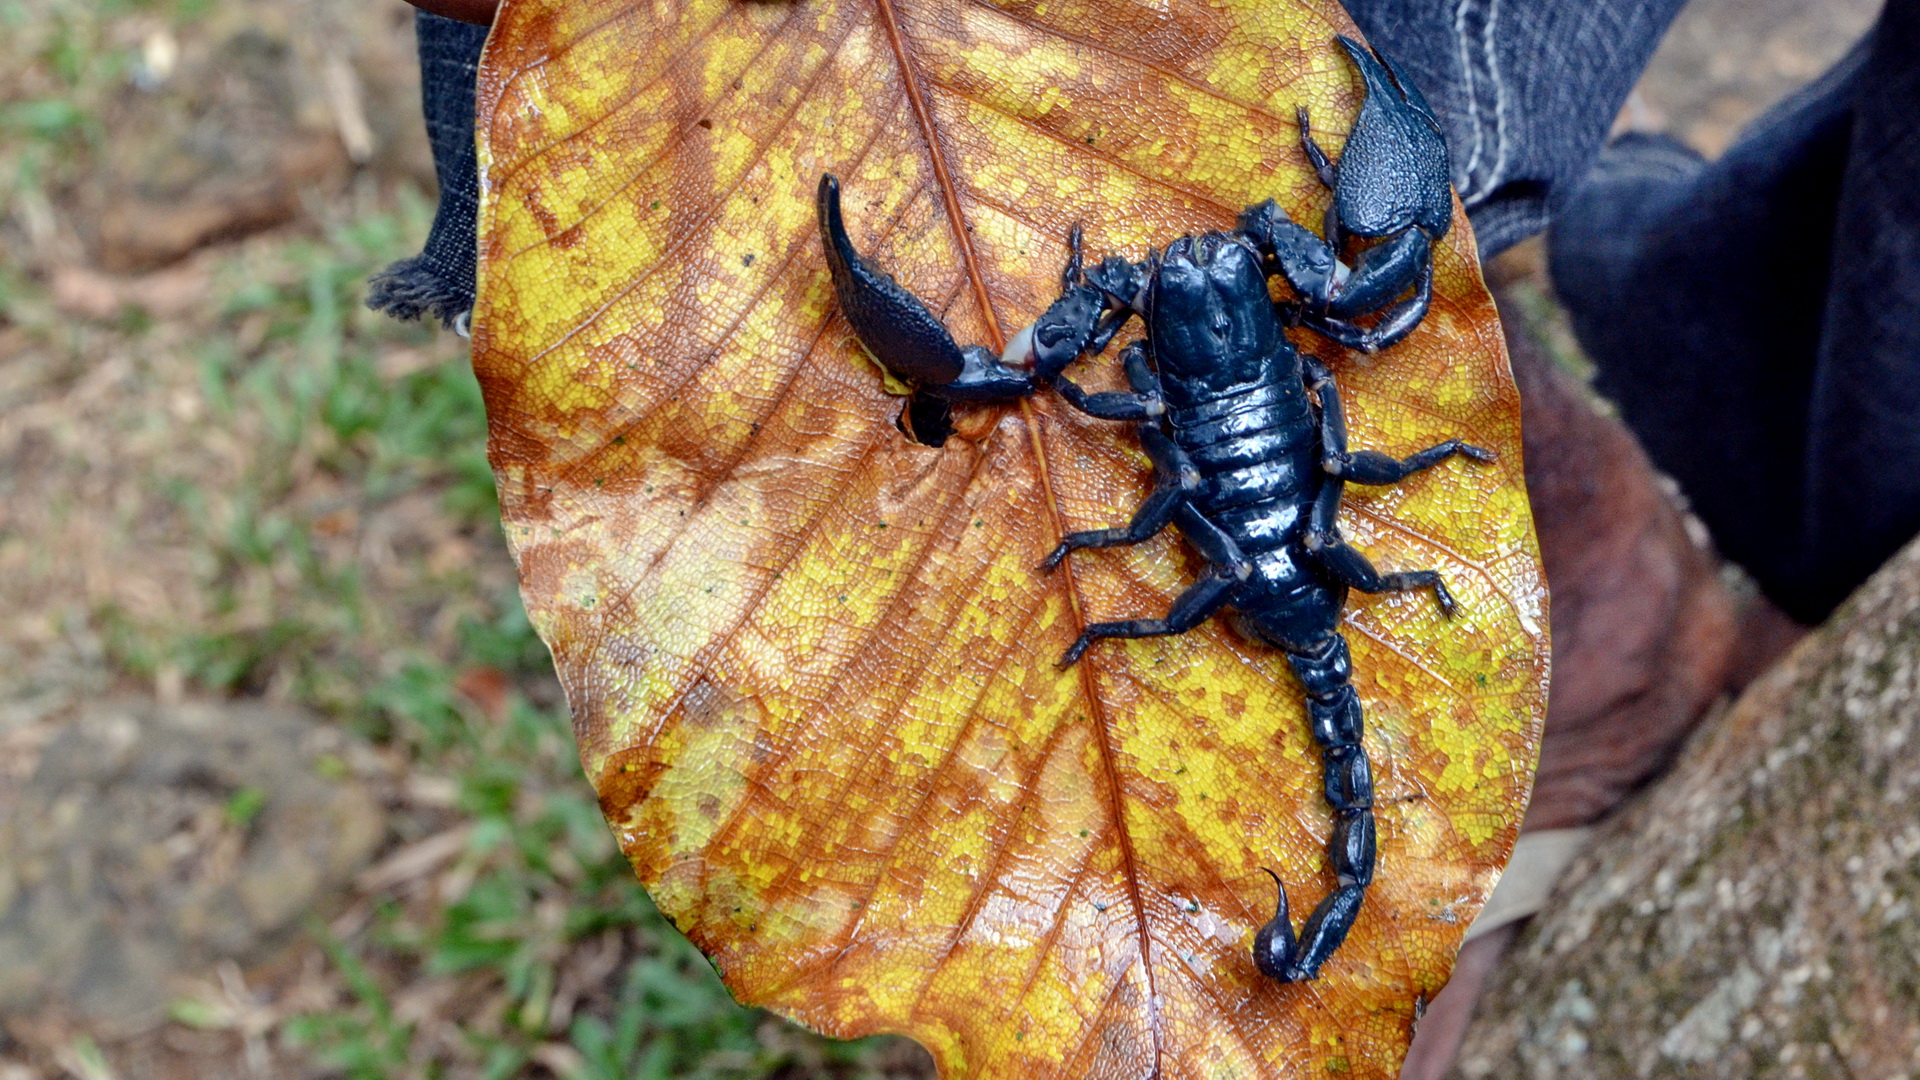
[816,37,1487,982]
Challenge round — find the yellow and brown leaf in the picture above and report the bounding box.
[470,0,1547,1075]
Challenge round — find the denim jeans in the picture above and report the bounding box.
[1548,4,1920,623]
[378,1,1918,622]
[365,12,489,327]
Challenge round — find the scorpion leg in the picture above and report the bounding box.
[1306,354,1496,483]
[1041,483,1180,572]
[1297,108,1346,254]
[1059,491,1251,661]
[1059,221,1086,290]
[1042,425,1195,569]
[1172,502,1254,578]
[1058,570,1236,667]
[1311,539,1459,617]
[1120,338,1162,394]
[1337,438,1497,484]
[1303,357,1460,615]
[1296,105,1339,193]
[1052,341,1168,421]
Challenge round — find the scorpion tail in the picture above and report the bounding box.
[1256,632,1375,982]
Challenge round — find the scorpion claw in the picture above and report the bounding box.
[1000,322,1038,371]
[1329,36,1452,241]
[1257,38,1453,352]
[819,174,972,391]
[818,174,1037,446]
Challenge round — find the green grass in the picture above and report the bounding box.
[74,190,908,1080]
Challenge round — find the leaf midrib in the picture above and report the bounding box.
[868,0,1167,1069]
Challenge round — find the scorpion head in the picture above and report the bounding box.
[1148,234,1281,395]
[1084,255,1148,310]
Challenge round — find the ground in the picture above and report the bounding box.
[0,2,930,1076]
[0,0,1877,1077]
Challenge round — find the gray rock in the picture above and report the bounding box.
[1454,535,1920,1078]
[0,700,384,1032]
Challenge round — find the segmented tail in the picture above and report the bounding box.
[1254,631,1375,982]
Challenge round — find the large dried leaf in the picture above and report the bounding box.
[471,0,1548,1075]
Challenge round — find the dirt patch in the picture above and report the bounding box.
[0,700,385,1031]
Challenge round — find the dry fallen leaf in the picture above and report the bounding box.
[470,0,1547,1075]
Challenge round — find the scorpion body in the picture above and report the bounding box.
[815,37,1487,982]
